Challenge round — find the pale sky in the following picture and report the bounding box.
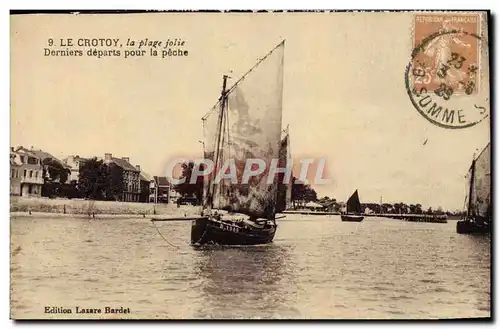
[11,12,490,211]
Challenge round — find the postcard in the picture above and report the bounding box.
[10,10,491,320]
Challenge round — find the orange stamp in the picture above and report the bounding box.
[412,13,480,95]
[405,12,488,129]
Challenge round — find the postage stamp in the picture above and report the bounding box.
[9,10,491,321]
[405,13,489,129]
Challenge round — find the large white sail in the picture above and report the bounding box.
[208,41,285,219]
[469,143,491,219]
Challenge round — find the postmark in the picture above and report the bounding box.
[405,13,489,129]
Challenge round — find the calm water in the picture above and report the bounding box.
[10,214,490,319]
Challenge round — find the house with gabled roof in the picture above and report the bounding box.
[17,146,71,184]
[103,153,141,202]
[10,146,44,196]
[150,176,169,203]
[62,155,89,182]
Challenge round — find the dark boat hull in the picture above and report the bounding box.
[191,217,276,246]
[456,219,490,234]
[341,214,364,222]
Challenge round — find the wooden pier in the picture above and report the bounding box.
[281,210,447,223]
[364,213,448,223]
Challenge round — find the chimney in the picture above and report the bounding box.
[135,165,141,171]
[122,157,130,162]
[105,153,112,161]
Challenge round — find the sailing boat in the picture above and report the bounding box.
[191,41,285,246]
[457,143,491,234]
[341,190,364,222]
[276,128,292,213]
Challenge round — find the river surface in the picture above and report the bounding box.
[10,214,490,319]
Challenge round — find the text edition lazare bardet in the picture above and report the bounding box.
[44,306,130,314]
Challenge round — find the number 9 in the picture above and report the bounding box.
[48,38,53,46]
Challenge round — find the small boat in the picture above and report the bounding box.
[341,190,364,222]
[191,212,277,246]
[457,143,491,234]
[191,41,286,246]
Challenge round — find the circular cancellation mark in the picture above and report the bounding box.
[405,29,489,129]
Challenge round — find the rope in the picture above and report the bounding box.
[151,220,180,249]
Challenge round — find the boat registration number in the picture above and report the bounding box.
[219,223,240,233]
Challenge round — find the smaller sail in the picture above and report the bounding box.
[285,131,292,210]
[470,143,491,221]
[346,190,362,214]
[201,101,221,210]
[275,134,289,213]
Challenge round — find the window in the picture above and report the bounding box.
[11,169,15,178]
[27,157,38,165]
[20,156,25,163]
[29,170,33,178]
[23,169,27,177]
[35,171,38,178]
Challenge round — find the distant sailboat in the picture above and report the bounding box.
[191,41,286,246]
[341,190,364,222]
[457,143,491,234]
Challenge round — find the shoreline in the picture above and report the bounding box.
[10,211,198,220]
[10,196,202,219]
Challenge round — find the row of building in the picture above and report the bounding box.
[10,146,180,204]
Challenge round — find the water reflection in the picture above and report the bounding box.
[461,234,491,314]
[462,233,491,248]
[10,217,491,319]
[193,244,292,318]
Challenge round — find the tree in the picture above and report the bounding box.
[303,186,317,202]
[291,177,305,208]
[409,204,416,214]
[415,203,423,214]
[174,161,204,203]
[42,158,70,184]
[78,158,108,200]
[409,203,423,214]
[393,202,404,214]
[382,203,393,213]
[41,158,71,197]
[291,177,318,208]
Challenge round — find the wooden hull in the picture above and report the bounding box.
[341,214,364,222]
[457,219,490,234]
[191,217,276,246]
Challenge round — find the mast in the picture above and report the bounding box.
[208,75,228,209]
[200,41,284,219]
[467,159,476,217]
